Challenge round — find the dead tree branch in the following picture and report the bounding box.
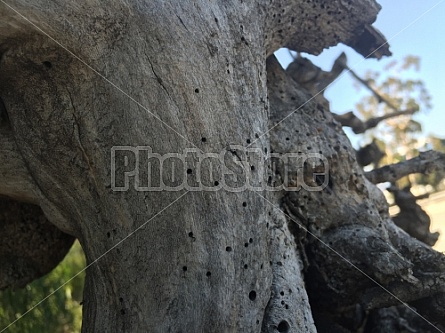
[346,65,399,111]
[331,53,419,134]
[356,139,385,167]
[387,186,439,246]
[365,151,445,184]
[286,52,346,97]
[334,107,418,134]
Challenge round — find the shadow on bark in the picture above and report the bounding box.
[0,197,75,290]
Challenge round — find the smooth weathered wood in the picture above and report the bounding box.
[2,2,272,332]
[4,0,443,332]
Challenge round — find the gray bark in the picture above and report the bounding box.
[0,123,39,203]
[267,55,445,332]
[366,150,445,184]
[2,1,443,332]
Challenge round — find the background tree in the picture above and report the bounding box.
[353,56,436,187]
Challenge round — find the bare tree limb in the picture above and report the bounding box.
[365,151,445,184]
[288,51,418,135]
[331,53,420,134]
[356,139,385,167]
[286,52,348,110]
[334,108,418,134]
[387,186,439,246]
[287,52,347,95]
[343,63,399,111]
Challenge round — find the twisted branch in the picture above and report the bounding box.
[365,151,445,184]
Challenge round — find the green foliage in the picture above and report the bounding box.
[0,241,85,333]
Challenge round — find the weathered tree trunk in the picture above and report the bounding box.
[2,3,273,330]
[4,1,442,332]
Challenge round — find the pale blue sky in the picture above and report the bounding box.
[275,0,445,148]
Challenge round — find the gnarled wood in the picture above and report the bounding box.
[334,108,418,134]
[264,0,390,58]
[2,2,272,332]
[267,55,445,332]
[4,1,442,332]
